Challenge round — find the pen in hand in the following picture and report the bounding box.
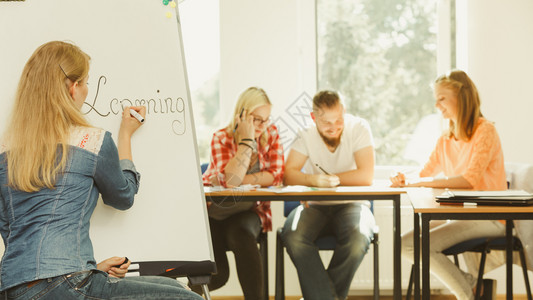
[314,164,340,187]
[233,108,244,132]
[315,164,330,175]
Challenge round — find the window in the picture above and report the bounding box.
[317,0,440,166]
[179,0,220,163]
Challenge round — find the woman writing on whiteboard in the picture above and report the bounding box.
[0,41,202,300]
[201,87,284,299]
[390,70,506,300]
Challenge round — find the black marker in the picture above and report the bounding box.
[113,257,129,268]
[233,108,244,132]
[315,164,330,175]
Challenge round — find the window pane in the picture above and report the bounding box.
[180,0,220,164]
[317,0,438,165]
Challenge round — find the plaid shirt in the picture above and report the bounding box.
[203,124,284,232]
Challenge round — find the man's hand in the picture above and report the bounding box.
[310,174,340,187]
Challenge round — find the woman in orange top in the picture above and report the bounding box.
[391,70,506,300]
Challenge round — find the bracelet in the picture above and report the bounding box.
[240,138,254,142]
[238,142,255,151]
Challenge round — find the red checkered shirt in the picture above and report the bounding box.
[203,124,284,232]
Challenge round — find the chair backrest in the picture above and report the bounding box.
[200,163,209,175]
[283,199,375,217]
[284,201,301,217]
[506,163,533,270]
[506,163,533,193]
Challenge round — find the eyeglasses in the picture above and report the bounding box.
[253,116,271,126]
[59,64,89,85]
[59,64,72,81]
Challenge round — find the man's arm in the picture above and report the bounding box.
[284,149,309,185]
[336,145,374,186]
[284,149,339,187]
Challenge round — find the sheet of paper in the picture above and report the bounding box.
[256,185,312,193]
[204,184,261,193]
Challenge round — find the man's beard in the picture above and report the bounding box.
[318,129,342,149]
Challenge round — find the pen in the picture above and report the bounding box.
[233,108,244,132]
[315,163,330,175]
[129,109,144,123]
[113,257,129,268]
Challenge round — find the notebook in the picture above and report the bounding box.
[436,190,533,206]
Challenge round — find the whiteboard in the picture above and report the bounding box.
[0,0,213,266]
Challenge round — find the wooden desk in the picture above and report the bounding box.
[205,185,406,300]
[408,188,533,300]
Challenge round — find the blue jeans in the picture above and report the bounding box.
[4,270,204,300]
[281,203,375,300]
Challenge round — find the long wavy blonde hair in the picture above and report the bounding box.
[227,87,272,147]
[435,70,483,141]
[3,41,91,192]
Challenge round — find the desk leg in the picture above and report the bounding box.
[421,214,431,300]
[414,213,420,300]
[506,221,513,300]
[393,195,402,300]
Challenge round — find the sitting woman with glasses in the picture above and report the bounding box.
[199,87,284,299]
[0,41,203,300]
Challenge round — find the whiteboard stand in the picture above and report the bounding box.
[189,276,213,300]
[201,284,212,300]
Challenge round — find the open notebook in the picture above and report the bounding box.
[436,190,533,206]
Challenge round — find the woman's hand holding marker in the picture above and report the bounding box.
[130,109,144,123]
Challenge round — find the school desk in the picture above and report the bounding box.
[204,184,406,300]
[407,188,533,300]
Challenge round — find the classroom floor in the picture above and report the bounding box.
[210,296,529,300]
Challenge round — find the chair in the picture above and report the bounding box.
[200,163,269,300]
[405,234,532,300]
[275,201,380,300]
[201,163,209,174]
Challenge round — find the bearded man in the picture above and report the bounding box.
[281,90,376,300]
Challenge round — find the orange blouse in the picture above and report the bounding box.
[420,118,506,191]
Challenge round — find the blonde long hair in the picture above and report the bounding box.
[227,87,272,147]
[435,70,483,141]
[4,41,91,192]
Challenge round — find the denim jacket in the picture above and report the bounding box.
[0,126,140,291]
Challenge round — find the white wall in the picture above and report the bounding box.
[218,0,316,297]
[219,0,316,126]
[458,0,533,165]
[457,0,533,294]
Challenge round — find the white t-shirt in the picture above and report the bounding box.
[289,114,374,205]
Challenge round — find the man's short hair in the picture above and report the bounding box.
[312,90,341,111]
